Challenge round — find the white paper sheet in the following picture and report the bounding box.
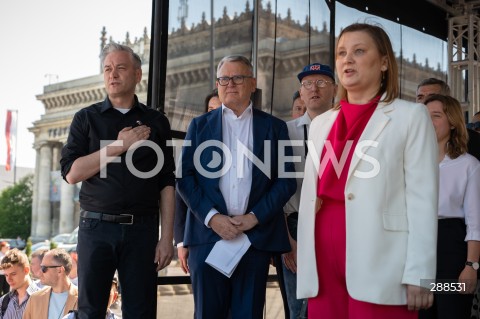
[205,233,251,278]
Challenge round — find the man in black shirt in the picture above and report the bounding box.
[60,42,175,319]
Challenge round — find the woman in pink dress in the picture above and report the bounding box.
[296,23,439,319]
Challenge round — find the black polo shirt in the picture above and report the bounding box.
[60,96,175,215]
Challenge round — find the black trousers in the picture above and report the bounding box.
[419,218,475,319]
[77,214,158,319]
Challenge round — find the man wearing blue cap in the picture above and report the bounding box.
[282,63,337,319]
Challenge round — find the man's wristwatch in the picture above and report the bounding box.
[465,261,480,270]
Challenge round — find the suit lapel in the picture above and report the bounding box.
[308,110,338,177]
[347,102,393,181]
[65,285,78,314]
[205,108,228,214]
[248,109,269,209]
[252,109,268,161]
[206,108,223,142]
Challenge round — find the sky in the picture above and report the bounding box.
[0,0,152,168]
[0,0,446,169]
[0,0,237,169]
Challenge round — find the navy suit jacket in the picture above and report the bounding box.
[173,188,188,246]
[177,107,296,253]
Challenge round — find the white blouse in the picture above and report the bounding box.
[438,153,480,241]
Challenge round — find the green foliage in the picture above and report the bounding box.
[0,175,33,240]
[25,238,32,257]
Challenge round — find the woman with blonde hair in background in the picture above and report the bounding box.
[420,94,480,319]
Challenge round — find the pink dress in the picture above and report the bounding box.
[309,98,417,319]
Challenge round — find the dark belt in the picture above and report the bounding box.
[80,210,153,225]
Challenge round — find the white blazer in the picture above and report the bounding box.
[297,97,439,305]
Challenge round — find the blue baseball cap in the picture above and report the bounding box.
[297,63,335,82]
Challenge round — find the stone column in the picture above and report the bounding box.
[36,142,52,239]
[30,145,41,239]
[59,179,75,233]
[51,143,62,235]
[52,145,60,171]
[58,140,76,233]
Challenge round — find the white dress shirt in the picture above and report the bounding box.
[438,153,480,241]
[284,111,311,215]
[205,104,254,225]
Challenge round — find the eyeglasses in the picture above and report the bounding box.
[41,265,62,273]
[216,75,253,86]
[301,79,334,89]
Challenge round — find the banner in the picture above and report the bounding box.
[5,110,17,171]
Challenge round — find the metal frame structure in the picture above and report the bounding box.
[448,1,480,119]
[148,0,480,118]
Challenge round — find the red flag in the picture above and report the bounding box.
[5,110,17,171]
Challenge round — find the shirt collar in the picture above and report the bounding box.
[8,279,39,302]
[26,279,41,296]
[296,111,312,127]
[100,95,146,113]
[221,103,253,119]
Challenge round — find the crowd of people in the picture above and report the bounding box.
[0,245,120,319]
[0,20,476,319]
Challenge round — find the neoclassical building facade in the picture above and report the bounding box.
[29,3,445,240]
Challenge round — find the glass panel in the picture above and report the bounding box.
[399,26,448,100]
[165,0,333,130]
[165,0,253,132]
[335,2,448,102]
[267,0,331,120]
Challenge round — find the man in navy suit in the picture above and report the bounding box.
[177,55,296,319]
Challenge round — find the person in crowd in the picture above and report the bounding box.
[62,277,120,319]
[280,64,337,319]
[474,111,480,124]
[420,80,480,318]
[60,42,175,319]
[416,78,480,160]
[30,249,48,289]
[15,237,26,250]
[174,88,222,274]
[23,248,78,319]
[291,91,306,119]
[416,77,449,103]
[67,247,78,286]
[0,249,40,319]
[0,241,10,296]
[467,111,480,133]
[297,23,439,319]
[419,94,480,319]
[205,89,221,113]
[177,55,296,318]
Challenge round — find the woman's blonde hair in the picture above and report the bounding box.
[335,23,399,109]
[424,94,468,159]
